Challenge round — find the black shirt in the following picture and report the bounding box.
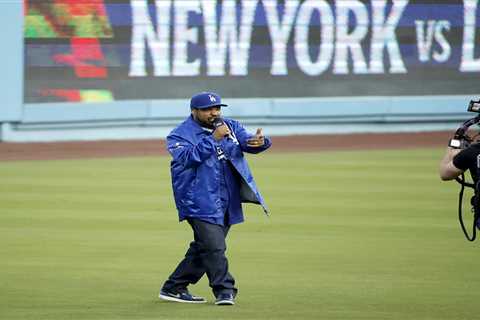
[453,143,480,181]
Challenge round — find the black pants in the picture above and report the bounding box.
[161,218,237,297]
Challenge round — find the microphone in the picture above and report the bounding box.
[212,118,234,140]
[212,117,225,129]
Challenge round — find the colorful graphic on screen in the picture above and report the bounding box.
[25,0,114,102]
[24,0,480,103]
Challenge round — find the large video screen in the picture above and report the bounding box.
[24,0,480,103]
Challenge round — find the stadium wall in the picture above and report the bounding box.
[1,96,472,142]
[0,1,478,142]
[0,1,23,125]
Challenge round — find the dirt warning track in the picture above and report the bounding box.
[0,131,451,161]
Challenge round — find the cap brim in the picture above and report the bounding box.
[195,103,228,109]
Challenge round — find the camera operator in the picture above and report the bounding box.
[440,99,480,240]
[439,127,480,232]
[439,128,480,181]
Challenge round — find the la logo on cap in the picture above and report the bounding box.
[209,95,216,102]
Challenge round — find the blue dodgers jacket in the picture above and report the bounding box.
[166,115,271,223]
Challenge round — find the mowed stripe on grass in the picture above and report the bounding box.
[0,149,478,320]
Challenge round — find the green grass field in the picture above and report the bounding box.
[1,148,479,320]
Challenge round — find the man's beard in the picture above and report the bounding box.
[194,115,215,129]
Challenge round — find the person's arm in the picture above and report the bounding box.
[167,124,232,168]
[227,120,271,154]
[439,147,463,181]
[167,133,217,168]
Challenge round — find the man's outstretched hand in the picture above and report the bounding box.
[247,128,265,147]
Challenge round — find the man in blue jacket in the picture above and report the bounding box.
[159,92,271,306]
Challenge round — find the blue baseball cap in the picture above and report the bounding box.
[190,92,228,109]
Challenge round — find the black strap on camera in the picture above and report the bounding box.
[456,174,478,242]
[455,152,480,242]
